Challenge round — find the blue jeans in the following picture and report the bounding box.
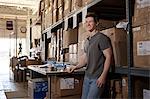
[81,76,105,99]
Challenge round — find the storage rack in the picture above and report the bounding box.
[33,0,150,98]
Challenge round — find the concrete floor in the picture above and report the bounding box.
[0,57,28,99]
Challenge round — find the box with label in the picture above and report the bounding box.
[51,76,83,98]
[28,78,48,99]
[133,24,150,67]
[143,89,150,99]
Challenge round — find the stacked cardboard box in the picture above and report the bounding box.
[109,79,122,98]
[63,28,78,48]
[101,28,127,66]
[78,23,89,60]
[60,53,69,62]
[71,0,82,11]
[133,24,150,68]
[69,44,78,64]
[132,0,150,68]
[41,12,46,31]
[40,0,45,12]
[58,6,64,21]
[58,0,64,7]
[132,0,150,27]
[56,30,60,61]
[109,77,128,99]
[53,0,58,23]
[45,6,53,28]
[45,0,50,10]
[82,0,93,6]
[133,76,150,98]
[51,76,83,98]
[64,0,72,15]
[58,0,64,21]
[53,9,58,23]
[48,32,57,60]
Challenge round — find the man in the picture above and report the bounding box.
[67,12,112,99]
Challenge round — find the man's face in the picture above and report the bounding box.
[85,17,96,32]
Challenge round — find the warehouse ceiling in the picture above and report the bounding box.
[0,0,40,20]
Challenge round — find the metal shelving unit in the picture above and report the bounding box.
[41,0,150,98]
[115,66,150,78]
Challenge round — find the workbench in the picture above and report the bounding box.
[28,65,85,99]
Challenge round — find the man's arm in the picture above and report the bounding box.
[96,47,112,87]
[67,52,87,73]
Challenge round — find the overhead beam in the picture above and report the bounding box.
[0,13,27,20]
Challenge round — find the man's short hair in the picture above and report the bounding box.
[85,12,99,23]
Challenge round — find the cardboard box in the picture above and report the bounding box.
[60,53,69,62]
[97,19,116,31]
[58,6,63,21]
[133,76,150,98]
[143,89,150,99]
[132,0,150,27]
[133,24,150,67]
[69,53,78,64]
[28,78,48,99]
[58,0,64,8]
[77,42,85,62]
[110,79,122,99]
[82,0,93,6]
[63,28,78,48]
[78,23,89,43]
[77,23,90,62]
[101,28,127,42]
[40,0,45,11]
[45,7,53,28]
[101,28,127,66]
[113,41,127,66]
[64,0,72,15]
[26,59,42,65]
[51,76,83,98]
[42,12,45,31]
[53,8,58,23]
[69,44,78,54]
[45,0,50,10]
[53,0,58,9]
[72,0,82,11]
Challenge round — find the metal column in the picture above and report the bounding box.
[126,0,133,99]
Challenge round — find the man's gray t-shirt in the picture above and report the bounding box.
[84,32,111,79]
